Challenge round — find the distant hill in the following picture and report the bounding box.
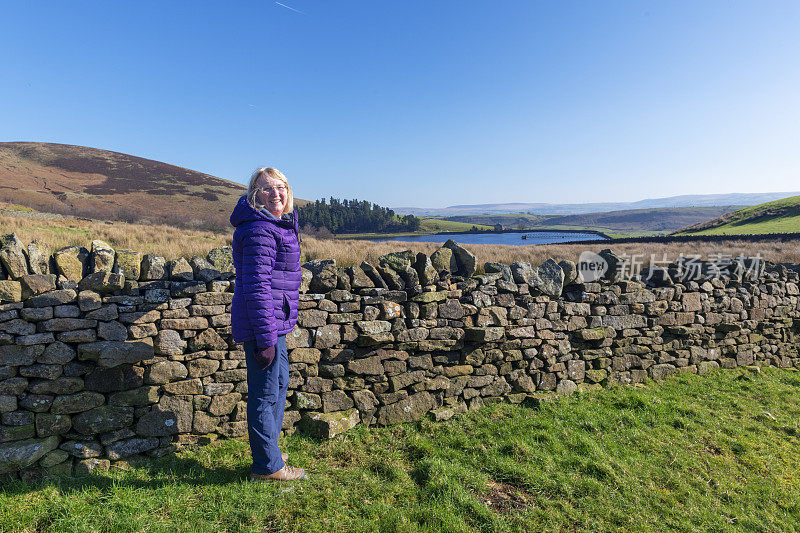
[445,206,741,234]
[675,195,800,235]
[395,192,800,217]
[0,142,306,231]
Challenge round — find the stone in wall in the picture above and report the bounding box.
[20,274,58,299]
[0,436,59,474]
[0,234,30,280]
[598,249,623,281]
[78,271,125,293]
[559,260,578,285]
[304,259,337,293]
[114,250,142,281]
[169,258,193,281]
[141,255,167,281]
[0,281,22,302]
[346,265,374,290]
[78,339,154,368]
[510,261,534,285]
[190,256,221,282]
[301,409,360,439]
[27,240,52,276]
[443,240,476,277]
[532,259,564,297]
[414,253,438,286]
[431,247,457,275]
[53,246,88,282]
[485,262,513,282]
[90,240,115,273]
[206,247,234,276]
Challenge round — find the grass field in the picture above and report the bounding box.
[679,195,800,235]
[683,214,800,236]
[439,213,550,231]
[3,368,800,532]
[419,218,494,233]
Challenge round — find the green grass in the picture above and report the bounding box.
[4,369,800,532]
[0,202,37,212]
[679,195,800,235]
[419,218,494,233]
[37,224,92,239]
[683,214,800,235]
[720,194,800,220]
[446,213,551,226]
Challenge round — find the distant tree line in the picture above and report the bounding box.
[297,197,421,234]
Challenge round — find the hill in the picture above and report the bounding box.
[443,206,740,236]
[394,192,800,217]
[0,142,272,231]
[676,195,800,235]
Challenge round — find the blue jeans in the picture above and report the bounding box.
[243,335,288,475]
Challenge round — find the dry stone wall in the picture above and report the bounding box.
[1,236,799,480]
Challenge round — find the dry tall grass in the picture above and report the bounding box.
[0,214,230,260]
[2,211,798,267]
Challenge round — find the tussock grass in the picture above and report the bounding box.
[0,214,230,261]
[3,369,800,531]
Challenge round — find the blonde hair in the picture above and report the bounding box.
[247,167,294,214]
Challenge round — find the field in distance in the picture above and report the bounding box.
[676,195,800,235]
[438,206,742,238]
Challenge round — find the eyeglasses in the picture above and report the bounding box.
[258,185,287,194]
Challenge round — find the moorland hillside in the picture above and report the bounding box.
[0,142,291,231]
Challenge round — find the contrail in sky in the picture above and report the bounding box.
[275,2,306,15]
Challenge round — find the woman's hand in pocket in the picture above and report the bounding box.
[255,345,276,369]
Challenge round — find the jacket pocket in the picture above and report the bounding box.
[282,293,291,318]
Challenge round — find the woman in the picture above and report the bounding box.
[230,167,305,481]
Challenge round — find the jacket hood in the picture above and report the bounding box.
[230,195,302,241]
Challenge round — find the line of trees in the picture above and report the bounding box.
[297,197,421,234]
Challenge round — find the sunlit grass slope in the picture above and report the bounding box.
[3,369,800,531]
[678,195,800,235]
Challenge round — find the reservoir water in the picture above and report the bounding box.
[371,231,608,246]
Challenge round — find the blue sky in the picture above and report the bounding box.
[1,1,799,208]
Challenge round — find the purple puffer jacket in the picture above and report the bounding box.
[230,195,301,350]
